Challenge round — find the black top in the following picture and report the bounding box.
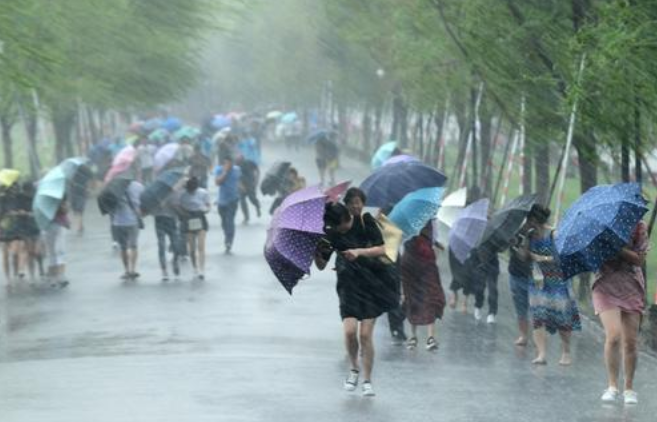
[508,248,533,278]
[326,213,383,253]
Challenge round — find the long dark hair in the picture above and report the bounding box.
[344,187,366,205]
[528,204,551,225]
[324,202,351,232]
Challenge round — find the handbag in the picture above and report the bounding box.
[187,217,203,232]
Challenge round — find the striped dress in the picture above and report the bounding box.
[529,233,582,334]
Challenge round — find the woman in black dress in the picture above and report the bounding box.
[315,188,397,397]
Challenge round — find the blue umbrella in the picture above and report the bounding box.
[162,117,183,132]
[371,141,398,169]
[281,112,298,124]
[555,182,648,279]
[360,161,447,209]
[140,168,186,215]
[33,166,67,230]
[449,198,489,263]
[389,187,445,240]
[211,115,231,130]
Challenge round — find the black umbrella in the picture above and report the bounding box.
[260,161,291,196]
[97,176,131,215]
[140,168,186,215]
[475,193,537,253]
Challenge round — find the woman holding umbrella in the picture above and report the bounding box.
[178,177,210,280]
[524,204,581,366]
[314,188,397,397]
[594,222,647,405]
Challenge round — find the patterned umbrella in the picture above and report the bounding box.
[360,161,447,209]
[264,186,327,293]
[449,198,489,263]
[555,182,648,279]
[389,187,445,240]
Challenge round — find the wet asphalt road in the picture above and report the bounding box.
[0,143,655,422]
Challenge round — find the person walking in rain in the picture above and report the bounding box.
[524,204,581,365]
[68,165,93,236]
[189,143,211,189]
[595,219,647,405]
[508,226,535,346]
[152,185,182,282]
[401,220,446,351]
[43,197,70,288]
[314,188,397,397]
[236,155,261,224]
[215,155,241,255]
[447,248,475,314]
[315,131,340,186]
[471,248,500,323]
[15,181,44,282]
[111,179,144,281]
[178,176,210,280]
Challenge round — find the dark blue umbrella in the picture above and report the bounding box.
[140,168,186,215]
[555,182,648,279]
[476,194,536,253]
[305,129,337,145]
[359,161,447,208]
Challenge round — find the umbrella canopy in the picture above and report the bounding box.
[0,169,20,188]
[360,161,447,209]
[162,117,183,132]
[211,114,231,130]
[266,111,283,120]
[477,194,537,253]
[59,157,90,179]
[449,198,490,263]
[154,143,180,172]
[143,118,164,132]
[555,182,648,279]
[98,175,132,215]
[306,129,337,145]
[437,187,468,228]
[383,154,419,167]
[280,112,298,124]
[389,187,445,240]
[370,141,398,169]
[148,128,170,144]
[324,180,351,203]
[265,186,327,293]
[140,168,186,215]
[33,166,67,230]
[104,145,137,182]
[173,126,201,142]
[261,161,291,196]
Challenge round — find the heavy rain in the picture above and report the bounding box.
[0,1,655,421]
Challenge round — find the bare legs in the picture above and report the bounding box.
[187,231,207,277]
[600,309,641,390]
[343,318,376,381]
[531,327,572,365]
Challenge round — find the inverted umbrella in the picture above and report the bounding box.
[449,198,489,263]
[476,194,537,253]
[389,187,445,240]
[154,143,180,172]
[437,187,467,228]
[325,180,351,203]
[360,161,447,209]
[555,182,648,279]
[0,169,20,187]
[104,145,137,182]
[265,186,327,293]
[261,161,291,196]
[383,154,419,167]
[33,166,67,230]
[370,141,397,169]
[140,168,186,215]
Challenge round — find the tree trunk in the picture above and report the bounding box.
[337,102,348,147]
[534,141,550,205]
[621,132,631,182]
[399,99,409,148]
[480,114,493,196]
[362,105,372,156]
[374,102,383,149]
[0,116,14,168]
[23,107,41,179]
[51,104,77,163]
[523,139,533,194]
[574,130,598,194]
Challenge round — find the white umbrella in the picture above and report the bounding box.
[437,187,467,227]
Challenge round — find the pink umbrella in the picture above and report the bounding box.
[383,154,420,166]
[324,180,351,203]
[104,146,137,182]
[154,143,180,172]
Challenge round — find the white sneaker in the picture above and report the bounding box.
[474,308,483,321]
[624,390,638,405]
[343,370,359,391]
[601,387,619,403]
[487,314,496,324]
[362,381,375,397]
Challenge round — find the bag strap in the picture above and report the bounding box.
[123,187,141,218]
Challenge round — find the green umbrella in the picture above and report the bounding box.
[33,166,67,230]
[60,157,90,179]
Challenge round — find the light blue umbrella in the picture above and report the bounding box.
[33,166,67,230]
[59,157,90,179]
[281,112,298,124]
[449,198,489,263]
[371,141,398,169]
[173,126,200,142]
[389,187,445,240]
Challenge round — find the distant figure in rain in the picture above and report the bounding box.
[315,131,340,186]
[152,181,182,282]
[471,247,500,324]
[269,167,306,215]
[68,165,94,236]
[189,143,212,189]
[178,176,210,280]
[508,224,535,346]
[16,181,45,282]
[111,179,144,281]
[215,154,242,255]
[401,220,446,351]
[137,137,156,184]
[0,182,27,286]
[524,204,581,366]
[594,219,647,405]
[236,155,261,224]
[43,196,70,288]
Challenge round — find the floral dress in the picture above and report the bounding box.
[529,232,582,334]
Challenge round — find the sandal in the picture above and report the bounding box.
[406,337,418,350]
